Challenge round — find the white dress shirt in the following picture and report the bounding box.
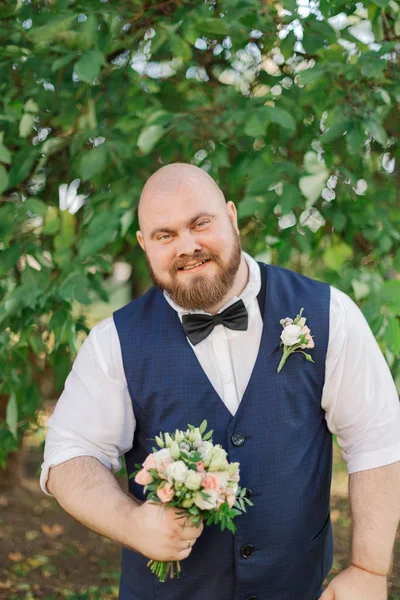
[40,253,400,495]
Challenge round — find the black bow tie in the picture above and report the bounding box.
[181,299,248,346]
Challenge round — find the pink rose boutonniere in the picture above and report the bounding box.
[277,308,315,373]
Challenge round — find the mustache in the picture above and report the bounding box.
[171,252,220,273]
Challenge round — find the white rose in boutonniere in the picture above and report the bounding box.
[277,308,315,373]
[281,324,302,346]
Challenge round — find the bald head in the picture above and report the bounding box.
[138,163,225,230]
[135,162,246,312]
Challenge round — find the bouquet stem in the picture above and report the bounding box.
[147,559,181,582]
[277,348,290,373]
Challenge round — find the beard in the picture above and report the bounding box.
[145,229,242,312]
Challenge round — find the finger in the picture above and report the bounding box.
[320,587,334,600]
[177,545,193,560]
[181,525,203,540]
[178,537,196,550]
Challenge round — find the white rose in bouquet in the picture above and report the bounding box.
[208,446,228,471]
[166,460,188,483]
[154,448,173,468]
[185,471,203,490]
[197,441,214,465]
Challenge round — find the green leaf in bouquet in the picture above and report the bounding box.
[145,484,157,492]
[203,429,213,441]
[199,419,207,434]
[190,451,201,462]
[226,519,236,533]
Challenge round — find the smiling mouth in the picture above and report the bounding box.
[178,259,211,272]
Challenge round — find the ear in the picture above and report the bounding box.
[136,230,145,251]
[226,201,239,234]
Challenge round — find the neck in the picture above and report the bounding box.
[207,255,249,314]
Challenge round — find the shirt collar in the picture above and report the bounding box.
[163,251,261,316]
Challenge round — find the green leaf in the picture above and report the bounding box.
[195,18,231,37]
[393,248,400,273]
[321,119,352,143]
[43,206,60,236]
[23,197,48,216]
[323,242,353,272]
[52,52,77,73]
[366,119,388,145]
[59,273,92,305]
[6,392,18,439]
[19,113,35,138]
[279,184,302,213]
[331,211,347,233]
[8,148,39,189]
[137,125,165,155]
[79,227,118,259]
[151,28,169,54]
[199,420,207,434]
[169,34,192,61]
[79,144,108,181]
[297,65,327,86]
[385,318,400,355]
[238,197,265,219]
[0,164,9,195]
[74,50,105,84]
[0,132,11,164]
[0,245,21,277]
[28,14,76,46]
[263,106,296,134]
[379,280,400,314]
[372,0,390,6]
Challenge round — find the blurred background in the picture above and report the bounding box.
[0,0,399,598]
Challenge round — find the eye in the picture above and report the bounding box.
[158,233,171,241]
[196,220,210,229]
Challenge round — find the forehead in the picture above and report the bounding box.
[139,177,224,233]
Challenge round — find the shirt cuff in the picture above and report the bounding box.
[40,451,114,496]
[344,445,400,474]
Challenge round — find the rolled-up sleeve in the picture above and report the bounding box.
[40,317,135,495]
[322,286,400,473]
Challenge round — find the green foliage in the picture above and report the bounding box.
[0,0,399,468]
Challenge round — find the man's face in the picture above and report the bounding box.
[137,176,242,311]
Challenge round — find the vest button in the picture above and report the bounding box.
[244,488,253,500]
[240,544,255,558]
[231,432,245,446]
[246,597,258,600]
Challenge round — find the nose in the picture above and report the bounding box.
[175,230,202,257]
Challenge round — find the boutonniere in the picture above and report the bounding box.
[277,308,315,373]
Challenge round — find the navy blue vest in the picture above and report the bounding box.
[113,263,333,600]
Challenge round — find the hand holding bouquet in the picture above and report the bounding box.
[131,420,252,582]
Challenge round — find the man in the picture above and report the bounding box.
[41,163,400,600]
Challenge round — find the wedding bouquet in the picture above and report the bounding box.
[131,420,253,582]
